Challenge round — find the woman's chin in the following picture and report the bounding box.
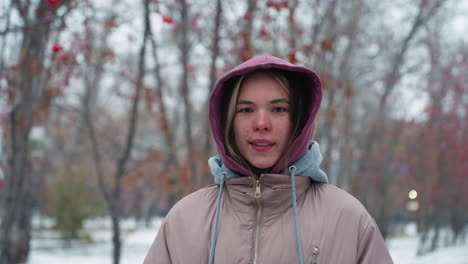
[248,161,277,175]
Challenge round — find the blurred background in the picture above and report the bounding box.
[0,0,467,263]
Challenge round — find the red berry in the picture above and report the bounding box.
[52,43,63,54]
[47,0,62,7]
[162,16,173,24]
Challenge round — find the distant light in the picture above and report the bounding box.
[409,190,418,200]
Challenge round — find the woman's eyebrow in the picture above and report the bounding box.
[237,99,254,105]
[237,98,289,105]
[270,98,289,104]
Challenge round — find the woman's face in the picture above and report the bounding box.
[233,73,292,170]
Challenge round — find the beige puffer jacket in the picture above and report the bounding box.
[144,173,393,263]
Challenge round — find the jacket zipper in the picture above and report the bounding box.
[307,246,319,264]
[252,177,263,264]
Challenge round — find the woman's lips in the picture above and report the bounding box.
[249,139,274,151]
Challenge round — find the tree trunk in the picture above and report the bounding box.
[203,0,222,157]
[333,3,362,188]
[146,9,178,215]
[314,0,339,181]
[110,1,150,263]
[149,13,175,166]
[83,2,149,263]
[0,2,62,262]
[179,0,198,186]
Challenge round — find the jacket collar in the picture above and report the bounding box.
[209,141,328,185]
[224,174,309,216]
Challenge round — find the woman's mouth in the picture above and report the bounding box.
[249,140,274,151]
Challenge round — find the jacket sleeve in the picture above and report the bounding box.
[143,219,172,264]
[356,218,394,264]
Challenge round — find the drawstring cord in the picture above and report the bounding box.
[209,169,304,264]
[289,165,304,264]
[209,172,226,264]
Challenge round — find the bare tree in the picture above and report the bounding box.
[178,0,200,187]
[142,2,178,222]
[334,3,364,189]
[83,1,150,263]
[356,0,448,208]
[203,0,223,156]
[0,1,72,262]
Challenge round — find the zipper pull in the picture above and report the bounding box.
[255,180,262,199]
[308,246,319,264]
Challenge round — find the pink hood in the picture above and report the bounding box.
[209,55,322,176]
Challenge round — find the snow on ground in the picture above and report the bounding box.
[28,217,468,264]
[29,217,163,264]
[387,236,468,264]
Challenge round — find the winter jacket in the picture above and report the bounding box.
[144,56,393,264]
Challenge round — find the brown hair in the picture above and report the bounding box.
[221,69,309,175]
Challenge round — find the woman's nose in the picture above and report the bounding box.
[252,112,271,132]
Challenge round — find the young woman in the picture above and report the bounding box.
[144,55,393,264]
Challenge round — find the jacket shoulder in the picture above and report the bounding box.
[145,185,219,263]
[163,184,219,224]
[310,183,372,221]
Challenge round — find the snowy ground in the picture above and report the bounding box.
[387,235,468,264]
[28,217,468,264]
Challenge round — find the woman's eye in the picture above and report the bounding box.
[238,108,253,113]
[272,107,288,113]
